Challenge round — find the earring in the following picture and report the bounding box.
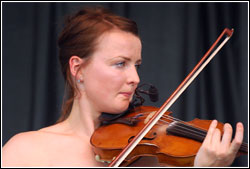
[77,79,81,83]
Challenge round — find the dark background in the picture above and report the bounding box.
[2,2,248,166]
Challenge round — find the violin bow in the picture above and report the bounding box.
[108,28,234,167]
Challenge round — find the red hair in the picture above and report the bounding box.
[57,6,140,122]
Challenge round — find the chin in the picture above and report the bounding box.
[111,102,130,114]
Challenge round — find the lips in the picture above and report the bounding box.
[120,92,133,98]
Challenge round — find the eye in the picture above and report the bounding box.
[115,61,126,68]
[135,64,141,70]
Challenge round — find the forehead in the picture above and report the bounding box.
[97,29,141,46]
[92,30,142,60]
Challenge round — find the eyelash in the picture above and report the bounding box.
[115,61,141,70]
[135,64,141,69]
[115,61,126,68]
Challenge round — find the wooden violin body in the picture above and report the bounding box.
[91,106,247,166]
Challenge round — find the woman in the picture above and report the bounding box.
[2,6,244,167]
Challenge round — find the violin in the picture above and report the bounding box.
[90,28,248,166]
[90,105,248,166]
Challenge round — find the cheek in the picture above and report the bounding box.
[89,67,125,93]
[83,65,128,111]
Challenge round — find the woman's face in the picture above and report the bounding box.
[81,30,142,114]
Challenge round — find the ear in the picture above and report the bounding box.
[69,56,84,78]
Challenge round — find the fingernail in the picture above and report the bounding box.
[212,120,218,126]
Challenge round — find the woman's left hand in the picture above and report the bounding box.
[194,120,244,166]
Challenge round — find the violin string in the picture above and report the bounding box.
[159,116,207,139]
[161,115,207,134]
[159,116,248,152]
[138,111,208,135]
[138,111,207,131]
[165,124,207,141]
[136,112,207,139]
[159,115,250,148]
[142,114,207,140]
[137,111,205,132]
[132,112,247,153]
[163,114,209,132]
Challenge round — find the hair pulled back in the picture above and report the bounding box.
[57,6,139,122]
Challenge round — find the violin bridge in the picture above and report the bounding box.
[144,111,157,124]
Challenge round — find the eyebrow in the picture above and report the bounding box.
[117,56,142,63]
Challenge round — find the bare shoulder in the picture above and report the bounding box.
[2,130,49,167]
[2,123,98,167]
[2,131,44,152]
[2,122,102,167]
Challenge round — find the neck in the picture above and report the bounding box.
[64,97,101,139]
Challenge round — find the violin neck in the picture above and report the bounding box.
[166,121,248,154]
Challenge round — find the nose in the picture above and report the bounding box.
[127,65,140,86]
